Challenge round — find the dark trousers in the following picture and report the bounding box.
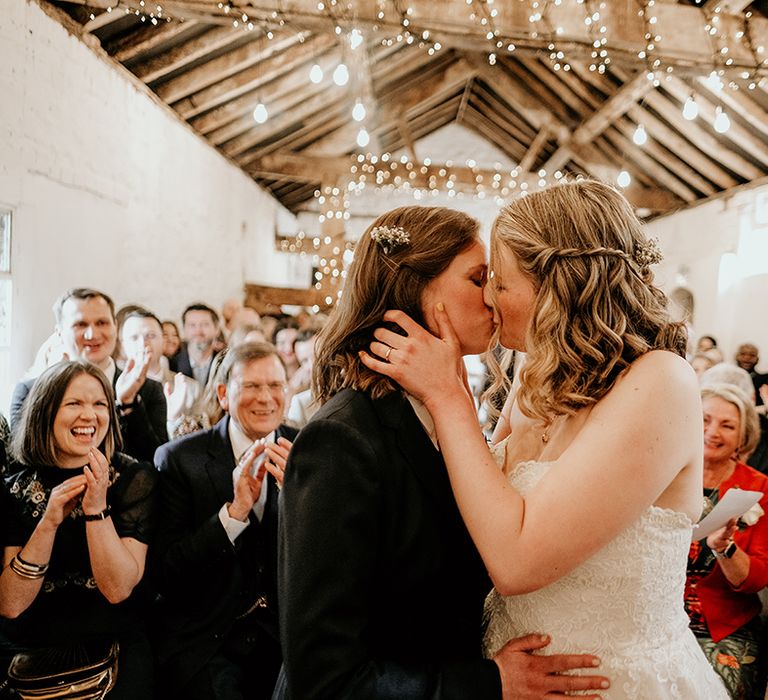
[173,623,281,700]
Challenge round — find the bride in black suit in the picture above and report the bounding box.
[276,205,607,700]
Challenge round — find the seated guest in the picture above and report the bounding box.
[221,298,244,337]
[701,364,768,475]
[171,303,220,388]
[686,383,768,699]
[273,322,299,380]
[735,343,768,407]
[692,352,717,379]
[229,323,267,348]
[121,309,208,441]
[11,288,167,462]
[286,329,320,429]
[161,320,181,360]
[153,342,295,699]
[0,361,157,698]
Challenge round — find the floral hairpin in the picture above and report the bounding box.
[633,237,663,268]
[370,225,410,254]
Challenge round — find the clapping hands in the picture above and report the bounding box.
[228,438,293,522]
[116,347,151,406]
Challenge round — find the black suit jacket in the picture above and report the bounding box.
[153,416,298,688]
[10,369,167,462]
[169,343,213,385]
[277,388,501,699]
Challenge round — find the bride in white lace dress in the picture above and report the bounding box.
[362,180,727,699]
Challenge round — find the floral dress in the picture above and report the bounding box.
[686,488,764,699]
[0,453,157,698]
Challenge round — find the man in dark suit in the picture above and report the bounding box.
[10,288,167,461]
[171,303,220,387]
[153,342,296,700]
[276,207,606,699]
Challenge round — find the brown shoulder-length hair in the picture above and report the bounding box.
[12,361,122,466]
[313,205,480,404]
[488,179,687,423]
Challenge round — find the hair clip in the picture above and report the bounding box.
[633,237,663,268]
[370,225,410,255]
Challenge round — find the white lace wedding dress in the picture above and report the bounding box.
[483,452,728,699]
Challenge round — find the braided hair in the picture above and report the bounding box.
[487,180,686,424]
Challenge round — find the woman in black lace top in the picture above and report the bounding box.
[0,361,157,698]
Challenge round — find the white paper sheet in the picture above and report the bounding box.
[691,489,763,542]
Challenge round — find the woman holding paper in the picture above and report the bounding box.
[686,383,768,699]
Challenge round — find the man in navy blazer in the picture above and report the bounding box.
[153,342,296,699]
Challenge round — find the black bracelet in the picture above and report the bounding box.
[83,506,112,522]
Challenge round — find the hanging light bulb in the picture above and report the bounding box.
[356,127,370,147]
[349,28,363,50]
[333,63,349,86]
[682,95,699,121]
[617,170,631,188]
[309,64,323,84]
[352,100,366,122]
[252,102,268,124]
[633,124,647,146]
[714,106,730,133]
[706,70,724,91]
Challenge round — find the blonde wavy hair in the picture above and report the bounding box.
[313,206,480,404]
[488,180,687,424]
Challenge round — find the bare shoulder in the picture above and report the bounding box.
[616,350,698,398]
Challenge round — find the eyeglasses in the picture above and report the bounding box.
[234,381,288,397]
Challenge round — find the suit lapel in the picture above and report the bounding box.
[205,417,236,507]
[372,392,456,512]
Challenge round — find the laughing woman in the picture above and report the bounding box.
[0,361,157,698]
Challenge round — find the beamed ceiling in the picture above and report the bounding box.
[39,0,768,219]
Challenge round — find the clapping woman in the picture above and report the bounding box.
[0,360,157,698]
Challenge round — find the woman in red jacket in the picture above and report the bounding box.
[686,383,768,699]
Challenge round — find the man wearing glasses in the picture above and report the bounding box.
[153,342,296,699]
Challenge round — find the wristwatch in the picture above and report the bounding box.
[713,540,737,560]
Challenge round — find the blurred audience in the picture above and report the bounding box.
[161,321,181,360]
[172,303,220,388]
[11,288,167,462]
[735,343,768,408]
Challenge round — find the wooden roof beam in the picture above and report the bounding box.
[156,29,304,104]
[542,70,657,173]
[300,58,476,156]
[518,125,551,173]
[175,32,337,119]
[109,19,199,64]
[83,8,129,33]
[133,26,246,84]
[567,61,737,191]
[611,66,763,180]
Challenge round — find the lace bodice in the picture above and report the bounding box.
[483,447,727,698]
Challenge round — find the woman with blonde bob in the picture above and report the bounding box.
[362,181,728,698]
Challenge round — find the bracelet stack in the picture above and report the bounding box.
[9,553,49,580]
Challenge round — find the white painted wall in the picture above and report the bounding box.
[0,0,310,406]
[648,182,768,370]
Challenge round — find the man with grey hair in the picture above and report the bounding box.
[153,342,296,699]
